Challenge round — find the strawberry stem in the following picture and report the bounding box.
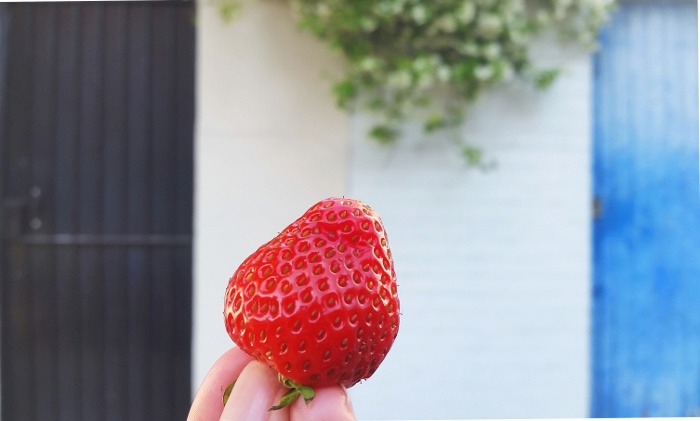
[268,376,315,411]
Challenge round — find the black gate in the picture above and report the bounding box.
[0,2,194,420]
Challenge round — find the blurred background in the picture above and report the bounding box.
[0,0,698,420]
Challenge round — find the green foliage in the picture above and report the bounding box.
[332,79,358,108]
[534,68,561,90]
[368,124,399,144]
[218,0,616,164]
[218,0,242,22]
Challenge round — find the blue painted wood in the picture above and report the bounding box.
[592,0,700,417]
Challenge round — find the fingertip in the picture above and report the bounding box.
[220,361,288,421]
[187,347,253,421]
[290,385,356,421]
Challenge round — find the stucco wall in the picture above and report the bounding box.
[347,41,592,420]
[194,3,592,418]
[192,0,348,397]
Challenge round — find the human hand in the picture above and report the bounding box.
[187,347,357,421]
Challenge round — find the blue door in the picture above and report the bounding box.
[592,0,699,417]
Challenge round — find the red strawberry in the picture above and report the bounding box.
[223,197,400,408]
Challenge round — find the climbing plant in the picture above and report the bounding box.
[218,0,616,164]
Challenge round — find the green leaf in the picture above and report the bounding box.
[269,388,300,411]
[534,69,560,90]
[412,95,431,108]
[368,124,399,144]
[424,113,446,132]
[333,80,358,108]
[269,377,316,410]
[297,384,316,403]
[462,145,483,166]
[218,0,240,22]
[365,96,387,111]
[222,380,236,406]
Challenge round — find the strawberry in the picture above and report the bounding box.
[223,197,400,409]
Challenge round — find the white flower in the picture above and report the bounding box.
[502,0,525,15]
[535,10,551,26]
[509,30,527,45]
[387,70,413,89]
[391,0,407,14]
[477,13,503,39]
[583,0,616,21]
[436,65,452,82]
[456,1,476,24]
[315,3,331,19]
[474,64,494,81]
[360,17,377,32]
[477,0,498,8]
[433,15,457,33]
[460,42,480,56]
[413,56,432,72]
[359,57,380,72]
[376,0,404,16]
[555,0,574,8]
[554,0,574,19]
[410,5,428,24]
[482,43,501,59]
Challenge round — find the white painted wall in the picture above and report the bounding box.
[194,3,593,418]
[347,42,592,420]
[192,0,348,395]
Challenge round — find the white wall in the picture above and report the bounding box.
[194,3,593,418]
[347,42,592,420]
[193,0,348,394]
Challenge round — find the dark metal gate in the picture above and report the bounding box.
[0,2,195,420]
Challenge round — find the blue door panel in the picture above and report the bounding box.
[592,0,699,417]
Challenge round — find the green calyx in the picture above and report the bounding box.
[269,376,315,411]
[220,375,315,411]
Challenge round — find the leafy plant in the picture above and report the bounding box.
[218,0,616,161]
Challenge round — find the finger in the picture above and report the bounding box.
[187,347,253,421]
[290,385,356,421]
[220,361,289,421]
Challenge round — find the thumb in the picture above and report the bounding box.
[219,361,288,421]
